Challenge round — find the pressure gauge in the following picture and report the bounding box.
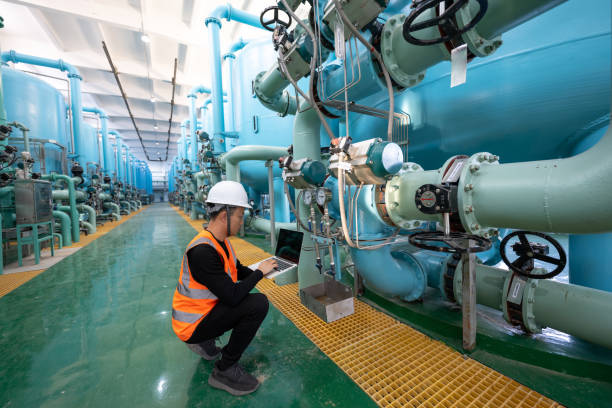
[303,190,313,206]
[316,188,332,206]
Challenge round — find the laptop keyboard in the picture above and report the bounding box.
[274,257,294,271]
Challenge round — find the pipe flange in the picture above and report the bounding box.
[442,253,461,302]
[204,16,222,28]
[521,276,542,333]
[384,162,427,229]
[380,15,427,88]
[254,70,291,116]
[457,151,499,238]
[457,6,502,58]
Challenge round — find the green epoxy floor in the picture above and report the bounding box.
[0,204,376,408]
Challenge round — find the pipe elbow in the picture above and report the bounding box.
[206,4,230,26]
[350,246,427,301]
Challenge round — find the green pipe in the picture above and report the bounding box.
[218,145,288,181]
[120,200,131,214]
[254,63,298,116]
[42,174,79,243]
[130,200,138,211]
[381,0,565,87]
[52,189,86,202]
[453,262,612,350]
[76,204,96,233]
[52,210,72,247]
[99,192,112,201]
[81,221,95,235]
[249,216,297,235]
[460,127,612,234]
[103,202,121,220]
[471,0,567,39]
[293,107,321,289]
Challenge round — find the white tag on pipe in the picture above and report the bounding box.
[450,44,468,88]
[334,22,346,61]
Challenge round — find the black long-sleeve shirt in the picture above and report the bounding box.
[187,235,263,307]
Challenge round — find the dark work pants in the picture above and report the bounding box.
[187,293,269,369]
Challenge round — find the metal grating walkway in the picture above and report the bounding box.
[231,238,563,408]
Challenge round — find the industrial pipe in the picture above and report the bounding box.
[103,202,121,220]
[52,189,86,202]
[253,63,298,116]
[1,51,84,163]
[205,4,266,152]
[248,216,297,235]
[452,262,612,350]
[42,174,79,243]
[458,125,612,235]
[120,200,131,214]
[83,106,111,175]
[76,204,96,234]
[52,210,72,247]
[218,145,288,182]
[109,130,122,182]
[266,160,276,249]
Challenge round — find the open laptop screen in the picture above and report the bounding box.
[275,229,304,264]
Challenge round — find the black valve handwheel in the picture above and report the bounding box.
[500,231,567,279]
[260,6,292,32]
[409,231,492,254]
[402,0,488,46]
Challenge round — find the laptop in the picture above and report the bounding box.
[249,228,304,279]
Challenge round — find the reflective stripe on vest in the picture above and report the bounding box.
[172,309,203,324]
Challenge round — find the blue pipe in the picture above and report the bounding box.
[205,5,265,154]
[83,106,111,175]
[108,130,121,181]
[1,50,84,165]
[225,37,249,57]
[207,4,264,29]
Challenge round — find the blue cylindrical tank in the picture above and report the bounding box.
[80,123,100,175]
[1,66,69,173]
[231,39,297,192]
[347,0,610,169]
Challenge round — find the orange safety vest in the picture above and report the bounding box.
[171,230,238,341]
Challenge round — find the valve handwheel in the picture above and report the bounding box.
[260,6,292,32]
[500,231,567,279]
[409,231,492,254]
[402,0,488,46]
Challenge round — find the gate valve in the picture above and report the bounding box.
[402,0,488,46]
[500,231,567,279]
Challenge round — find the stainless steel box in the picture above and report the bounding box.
[15,180,53,224]
[299,276,354,323]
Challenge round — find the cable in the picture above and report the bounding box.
[331,0,395,142]
[284,180,309,230]
[279,0,336,139]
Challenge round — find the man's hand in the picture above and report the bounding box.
[258,259,279,275]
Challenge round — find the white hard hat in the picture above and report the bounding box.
[205,180,252,209]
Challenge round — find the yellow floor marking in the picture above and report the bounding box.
[0,269,45,298]
[0,207,146,297]
[172,203,563,407]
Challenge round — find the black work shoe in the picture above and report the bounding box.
[186,339,221,360]
[208,362,260,396]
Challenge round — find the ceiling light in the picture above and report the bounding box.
[141,34,151,43]
[155,142,159,145]
[154,124,159,130]
[150,96,156,103]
